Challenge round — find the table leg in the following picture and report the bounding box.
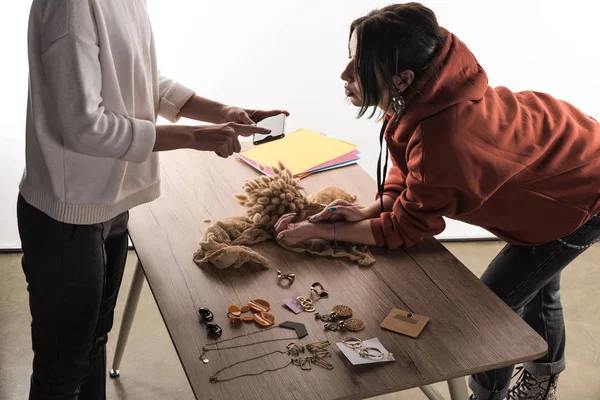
[420,385,445,400]
[109,260,145,378]
[447,377,469,400]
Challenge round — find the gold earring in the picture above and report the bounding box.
[341,337,363,349]
[315,304,353,322]
[324,318,365,332]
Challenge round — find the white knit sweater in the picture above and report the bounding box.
[20,0,195,224]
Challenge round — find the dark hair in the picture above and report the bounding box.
[350,3,445,118]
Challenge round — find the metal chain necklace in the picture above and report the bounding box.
[558,236,600,250]
[199,326,297,364]
[209,341,333,383]
[209,349,293,383]
[557,213,600,250]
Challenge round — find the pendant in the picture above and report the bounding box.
[324,317,365,332]
[315,305,353,321]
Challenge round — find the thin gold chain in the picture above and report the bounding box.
[209,350,292,383]
[199,327,296,361]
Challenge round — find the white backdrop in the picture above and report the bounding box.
[1,0,598,249]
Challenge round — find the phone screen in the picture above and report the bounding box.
[253,114,286,145]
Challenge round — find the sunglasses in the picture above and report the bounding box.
[198,307,222,337]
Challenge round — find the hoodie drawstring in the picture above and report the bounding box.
[377,120,390,212]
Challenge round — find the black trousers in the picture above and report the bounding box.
[469,213,600,400]
[17,195,129,400]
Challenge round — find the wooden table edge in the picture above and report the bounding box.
[128,247,204,400]
[129,243,549,400]
[337,348,549,400]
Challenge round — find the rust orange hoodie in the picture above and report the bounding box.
[370,29,600,249]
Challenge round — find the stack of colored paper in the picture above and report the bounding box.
[236,129,359,178]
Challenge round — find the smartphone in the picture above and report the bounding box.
[253,114,286,145]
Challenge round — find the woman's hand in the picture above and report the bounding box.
[194,123,272,157]
[224,107,290,125]
[153,123,271,157]
[308,200,367,223]
[275,213,331,246]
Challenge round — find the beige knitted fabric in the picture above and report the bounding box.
[193,163,375,269]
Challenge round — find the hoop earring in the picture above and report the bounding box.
[391,92,406,115]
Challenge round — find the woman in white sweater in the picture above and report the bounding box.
[18,1,286,398]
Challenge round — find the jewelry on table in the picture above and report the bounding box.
[209,340,334,383]
[227,304,254,322]
[305,340,332,360]
[341,337,392,360]
[248,298,271,312]
[210,349,294,383]
[198,307,214,322]
[227,299,275,326]
[359,347,384,360]
[198,308,222,337]
[341,337,362,349]
[324,317,365,332]
[315,305,353,322]
[277,270,295,286]
[278,321,309,339]
[310,282,329,299]
[199,326,297,364]
[296,296,316,312]
[253,311,275,327]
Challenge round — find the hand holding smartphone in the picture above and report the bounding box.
[253,114,286,145]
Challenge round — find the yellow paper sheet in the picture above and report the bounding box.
[239,129,357,176]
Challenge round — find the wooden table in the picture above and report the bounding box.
[109,149,547,400]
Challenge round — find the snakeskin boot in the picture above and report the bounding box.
[506,368,559,400]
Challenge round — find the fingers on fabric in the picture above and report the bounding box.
[277,230,298,245]
[275,214,296,235]
[310,200,353,222]
[277,214,296,233]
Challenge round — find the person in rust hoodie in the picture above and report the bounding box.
[275,3,600,400]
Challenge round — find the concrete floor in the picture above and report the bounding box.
[1,242,598,399]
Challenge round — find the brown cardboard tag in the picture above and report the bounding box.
[380,308,429,338]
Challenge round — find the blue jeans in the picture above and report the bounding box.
[469,213,600,400]
[17,196,129,400]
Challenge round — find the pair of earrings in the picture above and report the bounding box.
[295,282,330,313]
[198,307,222,337]
[227,299,275,327]
[315,305,365,332]
[342,337,392,360]
[290,340,334,370]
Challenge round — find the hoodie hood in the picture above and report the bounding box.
[390,28,489,135]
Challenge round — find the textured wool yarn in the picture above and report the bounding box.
[193,162,375,269]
